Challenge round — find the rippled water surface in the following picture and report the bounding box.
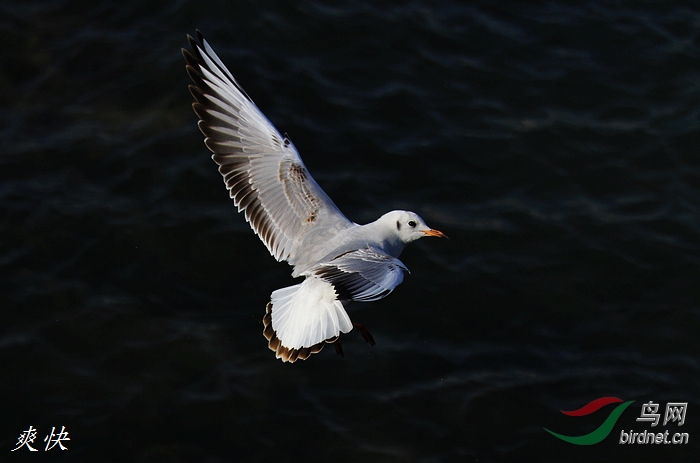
[2,0,699,461]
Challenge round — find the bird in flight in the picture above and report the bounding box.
[183,31,447,362]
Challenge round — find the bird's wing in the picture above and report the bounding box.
[183,32,352,263]
[313,246,409,301]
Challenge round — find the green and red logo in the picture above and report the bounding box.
[544,397,634,445]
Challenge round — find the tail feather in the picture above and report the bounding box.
[263,303,329,362]
[262,277,352,362]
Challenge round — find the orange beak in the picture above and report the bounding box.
[422,228,448,239]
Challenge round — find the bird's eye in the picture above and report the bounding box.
[408,220,416,228]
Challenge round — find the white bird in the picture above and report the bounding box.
[183,31,447,362]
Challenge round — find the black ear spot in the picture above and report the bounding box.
[396,220,401,231]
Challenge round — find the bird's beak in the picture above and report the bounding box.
[422,228,448,239]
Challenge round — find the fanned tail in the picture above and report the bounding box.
[262,303,329,362]
[262,277,352,362]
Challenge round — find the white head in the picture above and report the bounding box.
[381,210,448,244]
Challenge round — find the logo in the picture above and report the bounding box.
[544,397,633,445]
[544,397,689,445]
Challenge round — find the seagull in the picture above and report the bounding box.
[183,31,447,362]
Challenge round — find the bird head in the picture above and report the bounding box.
[383,210,448,244]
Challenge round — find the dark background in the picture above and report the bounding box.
[1,0,698,461]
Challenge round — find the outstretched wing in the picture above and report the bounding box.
[183,31,352,264]
[313,246,409,301]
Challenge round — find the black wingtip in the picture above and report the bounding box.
[187,34,201,56]
[183,30,256,105]
[186,30,205,45]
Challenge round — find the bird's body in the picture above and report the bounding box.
[183,32,446,362]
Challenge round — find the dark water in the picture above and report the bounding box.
[2,0,699,461]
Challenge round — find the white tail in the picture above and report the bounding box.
[262,277,353,362]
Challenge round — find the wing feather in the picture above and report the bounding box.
[313,246,409,301]
[184,31,352,264]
